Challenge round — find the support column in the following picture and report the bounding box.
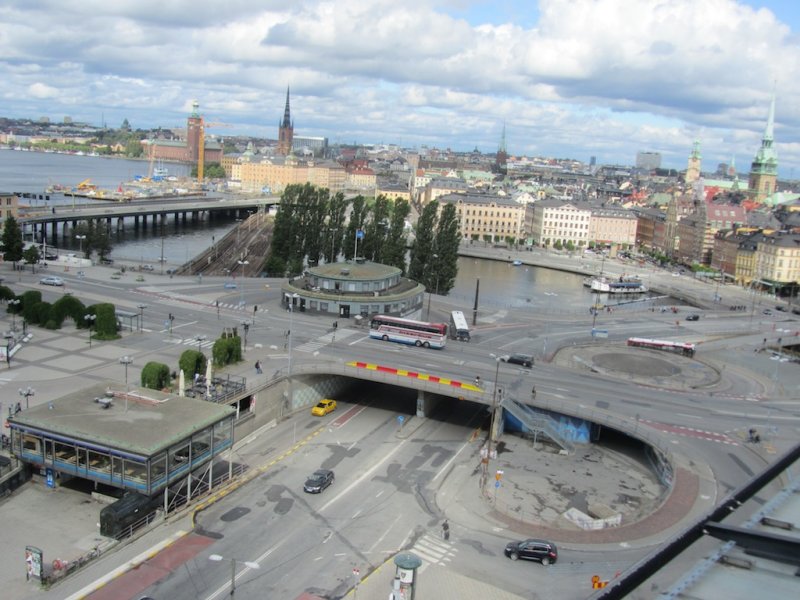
[416,389,440,418]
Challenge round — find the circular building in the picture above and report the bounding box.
[281,259,425,320]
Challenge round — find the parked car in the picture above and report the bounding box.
[311,398,337,416]
[501,354,534,368]
[99,257,114,265]
[763,309,773,316]
[775,305,787,312]
[504,539,558,565]
[39,276,64,286]
[685,314,700,321]
[304,469,334,493]
[141,264,155,271]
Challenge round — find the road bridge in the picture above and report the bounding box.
[18,194,279,246]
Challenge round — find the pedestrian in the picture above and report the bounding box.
[255,360,262,374]
[442,519,450,540]
[531,386,537,400]
[474,375,481,387]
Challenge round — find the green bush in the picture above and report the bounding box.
[21,291,43,323]
[141,361,170,390]
[93,303,120,340]
[0,285,15,302]
[53,295,86,327]
[212,335,242,367]
[179,349,206,380]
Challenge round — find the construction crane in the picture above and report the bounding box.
[196,114,230,181]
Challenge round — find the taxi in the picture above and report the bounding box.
[311,398,337,416]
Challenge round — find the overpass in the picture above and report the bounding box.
[18,194,279,246]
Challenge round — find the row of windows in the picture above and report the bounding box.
[544,222,588,229]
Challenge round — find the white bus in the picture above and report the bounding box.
[449,310,470,342]
[369,315,448,349]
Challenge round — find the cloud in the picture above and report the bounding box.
[0,0,797,174]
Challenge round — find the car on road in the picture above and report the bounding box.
[311,398,337,416]
[141,264,155,271]
[303,469,334,493]
[501,353,534,368]
[685,314,700,321]
[763,309,773,316]
[504,539,558,565]
[775,305,787,312]
[39,276,64,286]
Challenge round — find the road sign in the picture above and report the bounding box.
[397,415,405,425]
[495,480,501,488]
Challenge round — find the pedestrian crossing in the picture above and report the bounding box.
[164,337,216,350]
[294,328,360,353]
[412,533,457,571]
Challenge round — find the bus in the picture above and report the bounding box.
[449,310,470,342]
[627,337,696,357]
[369,315,448,349]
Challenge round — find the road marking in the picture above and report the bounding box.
[349,335,369,346]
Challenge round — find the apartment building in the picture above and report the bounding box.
[588,206,638,247]
[755,232,800,290]
[0,192,19,222]
[437,192,526,243]
[234,156,345,194]
[530,199,592,247]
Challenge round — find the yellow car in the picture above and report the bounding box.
[311,398,337,416]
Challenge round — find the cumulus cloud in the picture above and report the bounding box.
[0,0,797,173]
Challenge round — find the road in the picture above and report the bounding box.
[4,252,799,600]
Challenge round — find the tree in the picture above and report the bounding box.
[2,216,24,269]
[323,192,348,264]
[22,246,40,273]
[431,203,461,295]
[408,201,438,284]
[383,199,410,274]
[344,196,369,260]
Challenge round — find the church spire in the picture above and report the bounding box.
[281,86,292,128]
[748,91,778,202]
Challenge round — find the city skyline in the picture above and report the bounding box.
[1,0,799,176]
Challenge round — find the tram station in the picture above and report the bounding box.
[6,382,235,496]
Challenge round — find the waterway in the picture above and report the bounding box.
[1,149,650,310]
[0,148,237,266]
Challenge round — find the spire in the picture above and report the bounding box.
[499,121,507,154]
[281,86,291,128]
[764,89,775,142]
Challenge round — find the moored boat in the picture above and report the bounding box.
[589,276,647,294]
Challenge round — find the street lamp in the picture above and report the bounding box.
[208,553,259,597]
[18,386,34,410]
[75,234,86,257]
[240,321,249,352]
[84,314,96,348]
[195,335,207,352]
[482,354,503,490]
[426,253,439,320]
[137,304,148,333]
[237,260,249,307]
[119,355,133,411]
[8,298,20,332]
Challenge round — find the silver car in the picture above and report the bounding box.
[39,276,64,286]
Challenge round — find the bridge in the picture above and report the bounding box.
[18,194,279,246]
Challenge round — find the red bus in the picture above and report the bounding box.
[627,337,696,357]
[369,315,448,349]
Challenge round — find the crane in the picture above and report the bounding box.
[196,117,231,181]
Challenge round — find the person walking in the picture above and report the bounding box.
[442,519,450,541]
[255,360,262,374]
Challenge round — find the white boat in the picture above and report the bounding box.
[153,167,169,177]
[589,276,647,294]
[512,259,523,266]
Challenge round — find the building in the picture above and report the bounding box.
[531,199,592,248]
[293,135,328,156]
[7,383,236,496]
[677,199,747,265]
[437,192,527,244]
[587,206,638,247]
[376,183,412,203]
[234,156,346,194]
[0,192,19,221]
[754,232,800,296]
[277,87,294,157]
[420,178,471,207]
[685,140,702,185]
[346,166,377,191]
[636,151,662,171]
[147,101,222,165]
[748,94,778,203]
[281,259,424,319]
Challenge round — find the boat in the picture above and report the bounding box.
[153,167,169,177]
[512,259,523,266]
[589,276,647,294]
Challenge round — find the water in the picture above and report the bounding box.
[0,149,235,266]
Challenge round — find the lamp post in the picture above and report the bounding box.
[482,354,503,490]
[137,304,148,333]
[208,553,259,597]
[240,321,249,352]
[237,260,249,307]
[18,386,34,410]
[84,314,96,348]
[75,234,86,257]
[119,355,133,410]
[194,335,207,352]
[426,253,439,320]
[8,298,20,332]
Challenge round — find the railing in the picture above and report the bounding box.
[500,398,575,453]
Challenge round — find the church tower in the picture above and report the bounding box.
[277,86,294,156]
[748,94,778,203]
[685,139,702,185]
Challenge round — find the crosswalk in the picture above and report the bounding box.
[411,533,457,572]
[294,328,360,353]
[164,337,216,350]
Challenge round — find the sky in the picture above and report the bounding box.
[1,0,799,177]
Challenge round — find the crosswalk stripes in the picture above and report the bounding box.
[294,328,360,353]
[165,338,215,349]
[411,533,456,571]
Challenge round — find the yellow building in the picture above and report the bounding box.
[588,207,638,247]
[755,232,800,290]
[235,156,345,194]
[437,192,526,243]
[0,192,20,222]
